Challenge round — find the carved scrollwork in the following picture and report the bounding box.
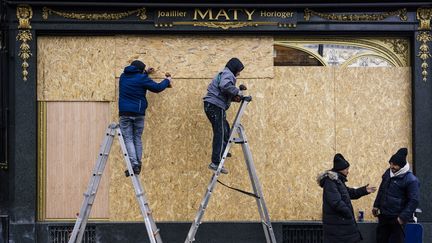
[304,8,407,22]
[417,8,432,31]
[190,22,258,29]
[42,7,147,21]
[417,31,432,82]
[16,5,33,81]
[383,39,409,65]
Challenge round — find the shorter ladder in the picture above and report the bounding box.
[68,123,162,243]
[185,96,277,243]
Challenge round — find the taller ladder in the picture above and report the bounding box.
[185,96,277,243]
[68,124,163,243]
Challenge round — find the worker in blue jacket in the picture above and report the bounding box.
[119,60,172,176]
[373,148,420,243]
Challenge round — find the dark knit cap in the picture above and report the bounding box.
[389,148,408,167]
[332,153,350,171]
[130,60,146,73]
[226,58,244,75]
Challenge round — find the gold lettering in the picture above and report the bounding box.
[194,8,213,20]
[243,9,256,21]
[215,9,230,20]
[229,9,240,20]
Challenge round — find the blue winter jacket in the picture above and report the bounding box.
[119,65,170,116]
[373,169,420,222]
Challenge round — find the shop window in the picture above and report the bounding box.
[274,38,408,67]
[274,45,324,66]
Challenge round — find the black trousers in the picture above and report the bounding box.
[376,216,405,243]
[204,101,230,165]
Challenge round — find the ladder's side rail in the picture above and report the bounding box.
[116,127,161,243]
[237,125,277,243]
[184,125,240,243]
[185,98,252,242]
[69,125,116,243]
[230,96,252,130]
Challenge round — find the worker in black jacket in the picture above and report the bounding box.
[373,148,420,243]
[317,153,376,243]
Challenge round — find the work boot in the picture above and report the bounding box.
[124,165,141,177]
[208,162,228,174]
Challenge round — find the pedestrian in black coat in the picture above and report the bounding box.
[317,153,377,243]
[373,148,420,243]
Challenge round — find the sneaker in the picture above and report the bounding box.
[208,162,228,174]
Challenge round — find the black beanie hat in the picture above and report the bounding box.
[226,58,244,75]
[130,60,146,73]
[389,148,408,167]
[332,153,350,171]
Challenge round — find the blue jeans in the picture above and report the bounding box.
[204,102,230,165]
[119,116,145,167]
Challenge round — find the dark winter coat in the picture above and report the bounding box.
[373,169,419,222]
[119,65,170,116]
[317,170,369,243]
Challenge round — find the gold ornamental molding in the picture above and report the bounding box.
[383,39,409,64]
[42,7,147,21]
[16,5,33,82]
[417,31,432,82]
[417,8,432,30]
[173,21,295,30]
[275,37,409,67]
[304,8,408,22]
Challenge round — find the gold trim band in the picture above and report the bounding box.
[42,7,147,21]
[304,8,408,22]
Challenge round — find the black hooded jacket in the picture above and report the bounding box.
[317,170,369,243]
[225,58,244,75]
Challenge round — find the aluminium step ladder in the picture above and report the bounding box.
[68,123,162,243]
[185,96,277,243]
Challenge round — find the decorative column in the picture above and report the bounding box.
[16,5,32,81]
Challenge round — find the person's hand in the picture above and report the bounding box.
[397,217,404,225]
[372,207,379,217]
[165,73,172,88]
[239,84,247,91]
[366,184,377,193]
[232,95,242,102]
[146,67,155,74]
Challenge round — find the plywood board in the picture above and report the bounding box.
[37,37,116,101]
[45,102,111,219]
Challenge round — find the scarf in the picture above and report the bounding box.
[390,162,410,178]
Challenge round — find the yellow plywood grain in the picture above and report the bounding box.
[114,35,273,79]
[38,36,412,222]
[335,67,412,221]
[37,36,116,101]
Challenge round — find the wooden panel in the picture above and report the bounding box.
[37,36,412,222]
[335,67,412,221]
[37,37,116,101]
[45,102,110,219]
[114,35,273,79]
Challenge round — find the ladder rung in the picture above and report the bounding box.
[153,228,160,235]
